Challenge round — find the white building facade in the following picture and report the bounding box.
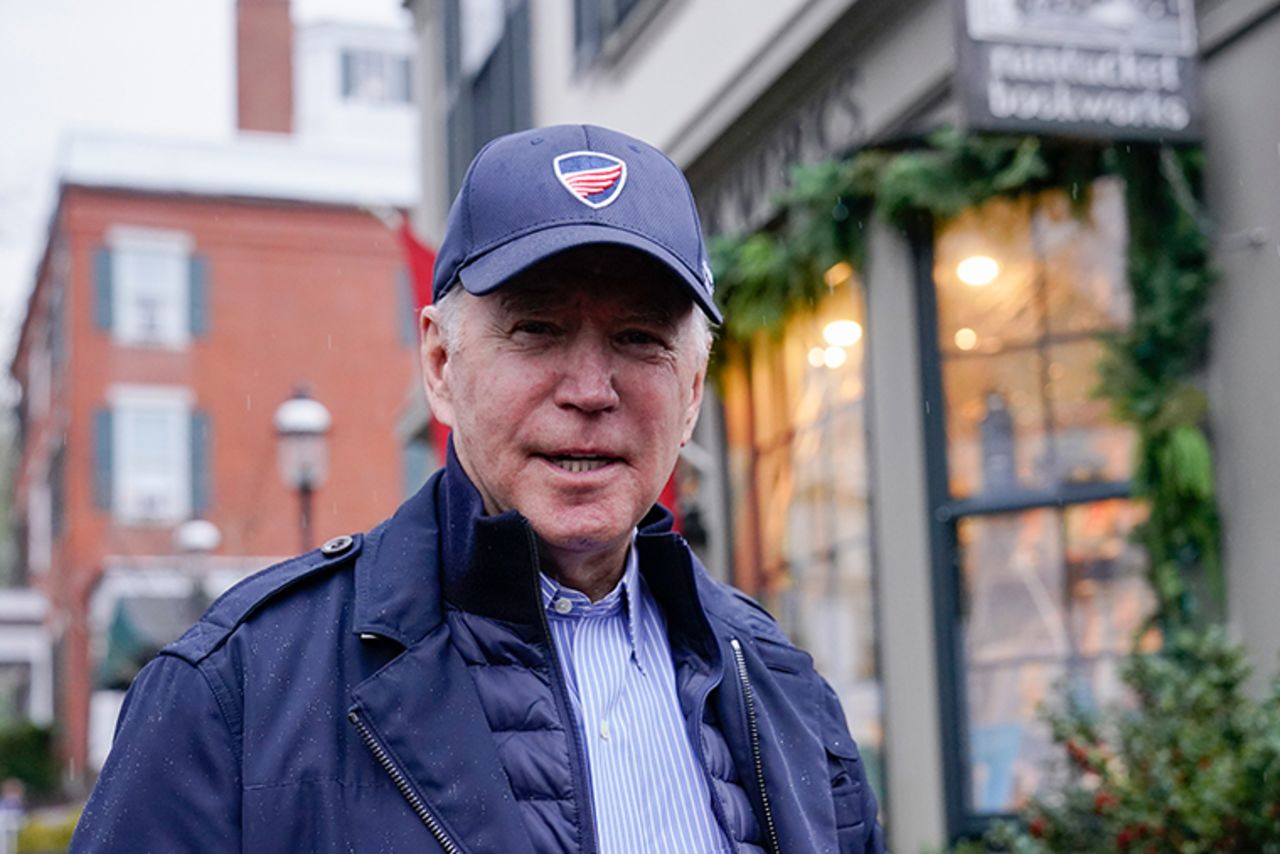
[405,1,1280,848]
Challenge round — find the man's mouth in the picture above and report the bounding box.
[541,454,620,474]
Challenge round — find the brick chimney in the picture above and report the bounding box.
[236,0,294,134]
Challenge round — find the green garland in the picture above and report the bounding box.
[708,129,1220,629]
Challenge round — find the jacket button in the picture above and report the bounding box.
[321,535,354,556]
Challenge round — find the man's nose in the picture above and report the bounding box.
[554,337,620,413]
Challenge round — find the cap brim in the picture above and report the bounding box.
[456,224,723,325]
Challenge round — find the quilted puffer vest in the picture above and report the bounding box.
[447,607,765,853]
[435,450,765,852]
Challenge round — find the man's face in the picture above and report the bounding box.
[422,258,707,566]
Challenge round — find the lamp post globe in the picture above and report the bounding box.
[274,389,332,552]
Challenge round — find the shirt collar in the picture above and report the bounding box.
[540,539,645,666]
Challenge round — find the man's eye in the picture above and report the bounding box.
[617,330,664,347]
[513,321,558,336]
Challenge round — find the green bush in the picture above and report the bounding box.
[0,723,58,798]
[966,626,1280,853]
[16,809,79,854]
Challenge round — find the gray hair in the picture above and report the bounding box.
[430,282,466,352]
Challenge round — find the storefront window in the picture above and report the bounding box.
[936,184,1134,501]
[721,273,883,792]
[932,181,1152,818]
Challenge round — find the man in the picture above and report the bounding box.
[72,124,885,853]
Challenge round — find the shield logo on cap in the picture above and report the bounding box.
[553,151,627,210]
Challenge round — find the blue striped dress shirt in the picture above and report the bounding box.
[540,546,732,854]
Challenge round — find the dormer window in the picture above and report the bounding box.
[341,49,412,105]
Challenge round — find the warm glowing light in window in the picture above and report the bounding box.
[823,346,847,368]
[822,319,863,348]
[824,261,854,288]
[955,327,978,351]
[956,255,1000,286]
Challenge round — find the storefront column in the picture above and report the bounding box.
[865,220,947,849]
[1202,9,1280,696]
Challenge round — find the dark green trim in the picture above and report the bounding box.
[189,254,209,337]
[191,409,211,515]
[93,247,113,331]
[938,481,1131,521]
[93,408,113,511]
[912,231,971,842]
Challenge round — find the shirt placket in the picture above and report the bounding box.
[573,610,636,853]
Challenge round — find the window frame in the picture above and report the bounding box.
[107,384,195,526]
[105,226,194,350]
[340,47,413,105]
[720,279,887,799]
[915,192,1138,839]
[572,0,669,69]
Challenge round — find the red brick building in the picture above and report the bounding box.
[8,0,420,778]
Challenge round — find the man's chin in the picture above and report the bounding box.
[527,514,633,560]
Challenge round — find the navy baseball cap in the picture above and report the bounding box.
[432,124,722,324]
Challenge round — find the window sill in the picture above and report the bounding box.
[108,338,192,352]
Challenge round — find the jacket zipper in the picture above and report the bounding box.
[347,709,464,854]
[729,637,780,854]
[523,523,600,854]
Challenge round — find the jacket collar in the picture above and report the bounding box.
[352,438,718,656]
[436,441,547,625]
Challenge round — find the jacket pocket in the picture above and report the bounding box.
[819,698,873,851]
[751,635,814,676]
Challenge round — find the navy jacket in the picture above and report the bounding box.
[72,458,885,853]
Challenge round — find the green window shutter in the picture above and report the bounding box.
[93,248,113,330]
[191,409,211,515]
[189,254,209,337]
[397,267,416,346]
[93,408,113,511]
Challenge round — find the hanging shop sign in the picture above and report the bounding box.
[954,0,1201,141]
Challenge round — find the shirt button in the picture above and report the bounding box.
[553,598,573,615]
[599,720,611,740]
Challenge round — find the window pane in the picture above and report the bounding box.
[967,658,1063,814]
[944,351,1050,498]
[1046,339,1135,485]
[935,195,1041,353]
[961,509,1067,814]
[936,186,1135,501]
[342,50,414,105]
[962,509,1067,664]
[115,399,190,523]
[959,501,1151,815]
[722,277,882,795]
[1064,500,1151,658]
[114,244,188,346]
[1039,180,1132,336]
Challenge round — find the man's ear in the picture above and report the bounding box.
[420,305,456,428]
[680,361,706,446]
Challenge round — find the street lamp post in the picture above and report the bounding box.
[273,389,332,553]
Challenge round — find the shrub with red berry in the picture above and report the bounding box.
[954,626,1280,853]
